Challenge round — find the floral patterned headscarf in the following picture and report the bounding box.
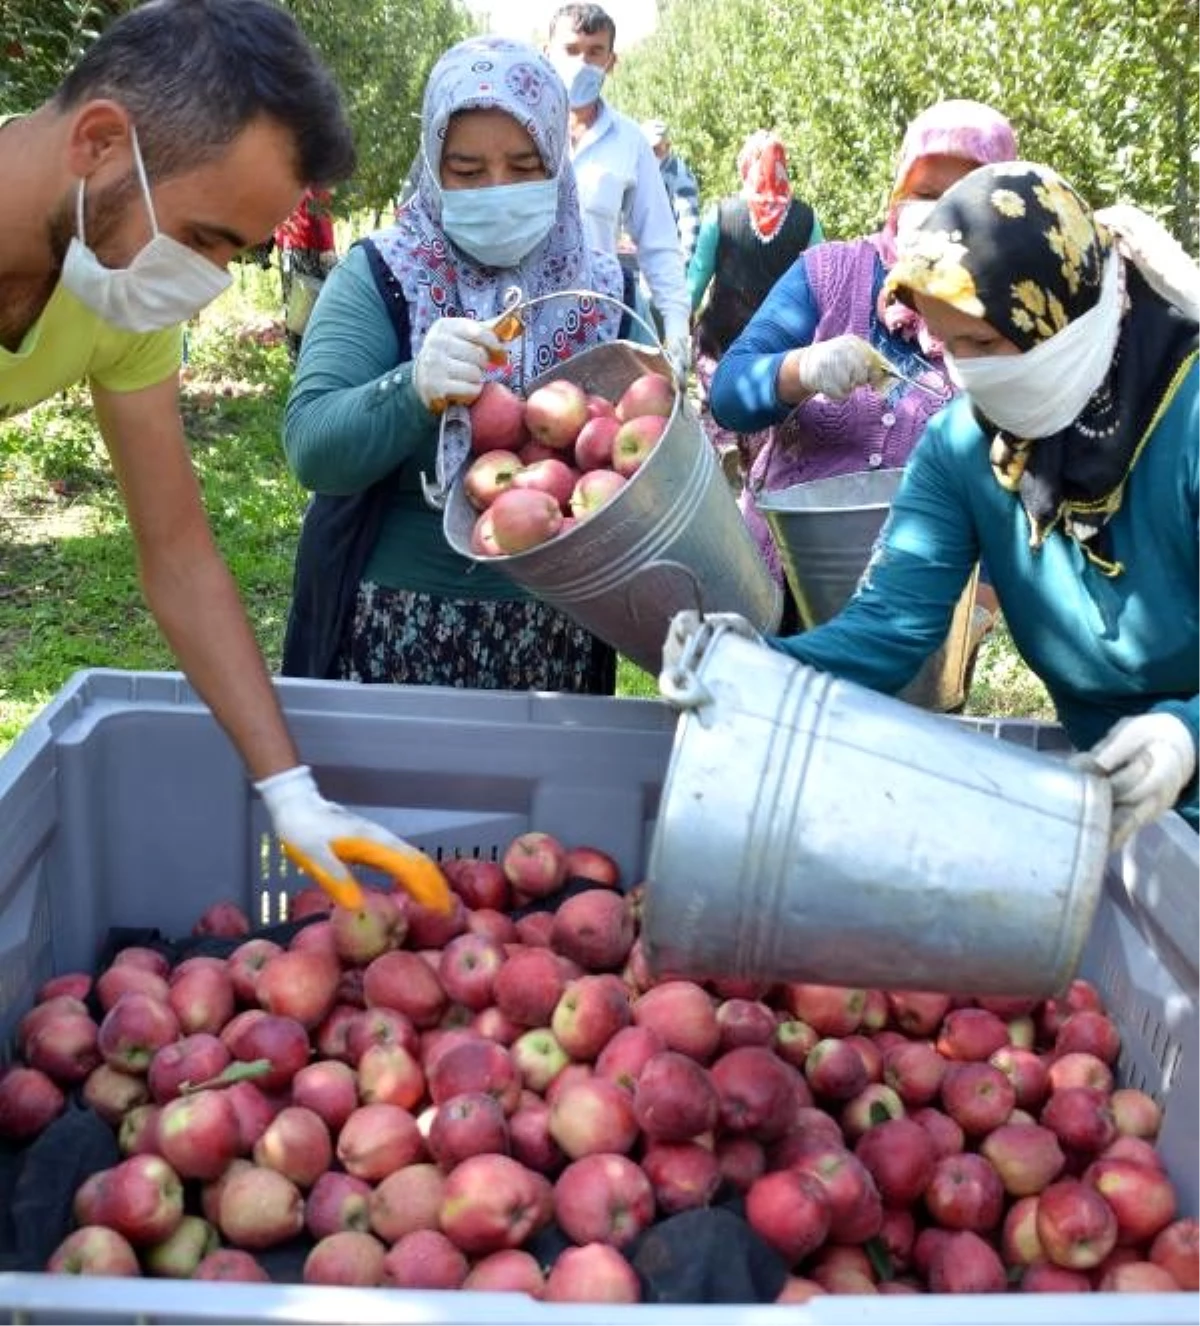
[887,162,1198,571]
[737,131,793,242]
[374,35,624,378]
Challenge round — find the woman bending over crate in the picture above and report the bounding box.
[281,35,642,692]
[667,162,1199,852]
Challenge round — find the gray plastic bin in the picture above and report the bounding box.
[0,670,1195,1324]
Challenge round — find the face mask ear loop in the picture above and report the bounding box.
[75,178,88,243]
[128,124,160,237]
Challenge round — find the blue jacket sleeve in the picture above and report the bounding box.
[768,419,979,691]
[283,245,433,495]
[687,205,719,312]
[709,256,820,433]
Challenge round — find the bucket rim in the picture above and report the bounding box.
[754,467,906,516]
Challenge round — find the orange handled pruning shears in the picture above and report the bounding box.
[427,288,526,415]
[283,840,453,914]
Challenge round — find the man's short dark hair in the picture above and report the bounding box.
[53,0,356,187]
[550,4,617,48]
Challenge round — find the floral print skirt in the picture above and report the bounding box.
[335,583,617,695]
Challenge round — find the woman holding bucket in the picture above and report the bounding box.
[708,100,1017,615]
[668,162,1198,851]
[280,35,639,690]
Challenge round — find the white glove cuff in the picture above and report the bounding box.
[255,764,319,815]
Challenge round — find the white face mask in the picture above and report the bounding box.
[441,178,560,268]
[550,55,606,110]
[60,126,232,333]
[894,199,937,252]
[944,253,1123,439]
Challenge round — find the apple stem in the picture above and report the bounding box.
[180,1059,272,1093]
[864,1236,893,1282]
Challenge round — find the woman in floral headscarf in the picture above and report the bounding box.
[687,131,823,479]
[762,162,1199,848]
[710,100,1017,616]
[281,36,639,690]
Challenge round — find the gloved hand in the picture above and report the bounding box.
[413,317,505,412]
[256,765,453,913]
[661,609,762,675]
[663,315,693,381]
[318,251,338,275]
[1071,713,1196,850]
[791,334,889,400]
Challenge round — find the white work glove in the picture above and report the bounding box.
[412,317,504,412]
[661,609,762,675]
[792,334,889,400]
[318,251,338,274]
[255,765,452,912]
[663,316,693,381]
[1072,713,1196,851]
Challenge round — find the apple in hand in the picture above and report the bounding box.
[470,381,527,454]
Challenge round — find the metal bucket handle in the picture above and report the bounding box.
[421,285,679,510]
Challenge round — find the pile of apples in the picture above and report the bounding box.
[462,372,675,557]
[1,830,1197,1303]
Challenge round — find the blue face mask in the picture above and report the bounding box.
[441,178,559,269]
[550,56,607,110]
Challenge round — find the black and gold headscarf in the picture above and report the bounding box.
[886,163,1198,573]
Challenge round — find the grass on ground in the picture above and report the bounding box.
[0,265,1051,755]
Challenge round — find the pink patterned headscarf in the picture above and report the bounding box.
[374,35,624,380]
[872,99,1017,351]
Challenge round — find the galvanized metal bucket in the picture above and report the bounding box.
[643,618,1112,996]
[443,331,782,675]
[756,469,978,712]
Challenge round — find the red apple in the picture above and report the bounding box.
[256,949,340,1029]
[305,1170,372,1239]
[979,1121,1066,1196]
[329,889,406,966]
[924,1151,1005,1232]
[253,1104,332,1188]
[1054,1010,1121,1064]
[989,1045,1050,1110]
[804,1037,869,1101]
[142,1213,218,1278]
[118,1103,161,1158]
[594,1024,666,1093]
[439,1153,548,1254]
[641,1140,721,1214]
[548,1077,639,1158]
[940,1061,1016,1135]
[709,1045,796,1140]
[428,1037,521,1114]
[512,457,579,514]
[470,380,527,454]
[494,947,568,1028]
[1036,1178,1119,1269]
[882,1040,946,1106]
[448,859,512,912]
[840,1082,905,1142]
[428,1092,511,1169]
[854,1116,937,1207]
[544,1242,640,1303]
[192,900,251,938]
[156,1088,241,1180]
[611,414,666,477]
[1108,1086,1162,1139]
[226,1012,311,1092]
[887,991,951,1036]
[363,950,447,1028]
[1002,1193,1045,1265]
[29,1014,100,1082]
[774,1019,820,1068]
[438,933,506,1011]
[226,938,283,1004]
[168,963,235,1036]
[368,1162,445,1242]
[290,1058,359,1132]
[573,415,621,472]
[928,1229,1007,1292]
[550,888,635,971]
[744,1167,830,1262]
[552,974,632,1061]
[304,1229,386,1286]
[38,971,93,1003]
[511,1028,570,1093]
[1041,1086,1118,1153]
[553,1153,654,1249]
[0,1064,66,1139]
[509,1095,566,1175]
[82,1063,150,1124]
[936,1007,1010,1061]
[346,1005,420,1062]
[1083,1156,1176,1244]
[525,379,589,450]
[463,1247,546,1295]
[46,1226,140,1277]
[194,1248,271,1281]
[381,1228,466,1289]
[790,1144,883,1243]
[97,993,179,1074]
[338,1103,423,1181]
[715,1135,766,1192]
[633,1050,719,1142]
[1150,1218,1199,1290]
[503,831,569,898]
[1021,1261,1093,1291]
[464,449,522,510]
[85,1154,186,1246]
[632,980,719,1062]
[783,983,865,1037]
[570,468,626,518]
[615,371,675,422]
[1099,1261,1184,1292]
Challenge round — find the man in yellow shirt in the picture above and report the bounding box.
[0,0,448,913]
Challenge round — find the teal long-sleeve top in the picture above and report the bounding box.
[283,243,523,600]
[686,203,824,312]
[770,360,1200,827]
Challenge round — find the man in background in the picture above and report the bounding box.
[641,118,701,267]
[545,3,690,374]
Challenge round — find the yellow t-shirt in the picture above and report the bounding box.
[0,281,182,422]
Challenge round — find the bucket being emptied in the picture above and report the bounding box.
[755,468,979,712]
[443,338,781,676]
[643,618,1112,996]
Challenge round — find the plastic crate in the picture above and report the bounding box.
[0,669,1195,1324]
